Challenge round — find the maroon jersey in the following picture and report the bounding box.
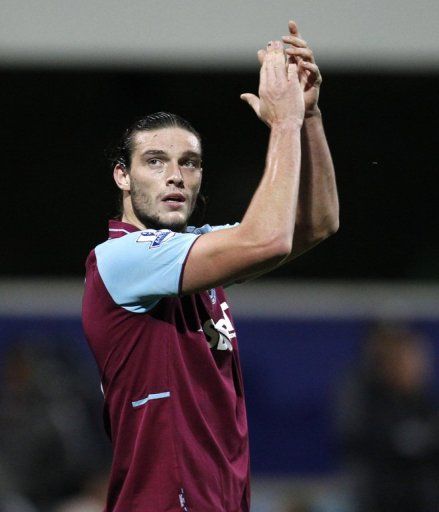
[82,220,250,511]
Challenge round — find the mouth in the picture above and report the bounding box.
[161,193,186,209]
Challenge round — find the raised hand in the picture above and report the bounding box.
[241,40,304,128]
[282,20,322,116]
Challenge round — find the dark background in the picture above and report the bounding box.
[1,68,438,280]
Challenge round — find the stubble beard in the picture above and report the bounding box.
[130,184,196,233]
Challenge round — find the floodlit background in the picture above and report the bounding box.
[1,1,439,511]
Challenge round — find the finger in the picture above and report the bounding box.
[299,63,308,90]
[259,46,269,93]
[299,60,322,86]
[272,41,287,82]
[288,20,300,37]
[285,46,314,63]
[287,61,299,84]
[257,49,266,66]
[281,35,308,49]
[265,41,276,84]
[288,19,307,67]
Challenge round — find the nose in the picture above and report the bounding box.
[166,162,184,188]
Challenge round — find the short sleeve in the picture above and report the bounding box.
[185,223,239,235]
[95,229,200,313]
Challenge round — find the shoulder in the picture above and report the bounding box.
[95,229,197,258]
[92,228,201,311]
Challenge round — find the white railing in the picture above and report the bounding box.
[1,279,438,320]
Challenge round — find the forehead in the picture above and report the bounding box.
[132,127,201,156]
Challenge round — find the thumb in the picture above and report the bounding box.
[257,49,266,66]
[240,93,260,114]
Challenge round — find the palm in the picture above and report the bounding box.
[301,67,321,113]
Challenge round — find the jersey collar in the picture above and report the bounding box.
[108,220,140,239]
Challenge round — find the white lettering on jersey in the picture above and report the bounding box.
[220,301,236,339]
[202,301,235,351]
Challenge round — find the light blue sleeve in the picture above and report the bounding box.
[95,229,200,313]
[185,223,239,234]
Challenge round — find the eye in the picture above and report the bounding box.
[181,159,200,169]
[147,158,164,168]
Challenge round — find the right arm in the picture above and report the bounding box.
[182,41,305,294]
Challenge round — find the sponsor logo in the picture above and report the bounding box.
[202,301,236,351]
[136,230,175,248]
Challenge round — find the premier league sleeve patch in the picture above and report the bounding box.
[96,229,200,311]
[136,230,175,248]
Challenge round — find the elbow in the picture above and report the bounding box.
[297,215,339,248]
[313,214,340,242]
[327,205,340,236]
[314,221,339,244]
[326,216,340,237]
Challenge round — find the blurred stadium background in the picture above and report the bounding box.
[1,1,439,511]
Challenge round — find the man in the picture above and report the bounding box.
[335,325,439,512]
[82,21,338,512]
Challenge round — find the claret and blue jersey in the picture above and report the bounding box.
[82,220,250,512]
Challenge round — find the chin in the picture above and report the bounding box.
[162,222,187,232]
[135,207,190,233]
[150,213,188,233]
[162,210,191,231]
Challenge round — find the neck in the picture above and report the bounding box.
[121,213,145,231]
[121,199,146,230]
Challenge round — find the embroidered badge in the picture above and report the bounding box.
[136,230,175,248]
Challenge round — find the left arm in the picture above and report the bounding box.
[283,20,339,260]
[239,21,339,279]
[290,110,339,259]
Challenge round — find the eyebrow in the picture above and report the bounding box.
[140,149,202,159]
[181,150,202,160]
[140,150,168,157]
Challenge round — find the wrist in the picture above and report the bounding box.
[270,117,303,132]
[304,107,322,119]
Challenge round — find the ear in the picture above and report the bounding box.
[113,163,131,191]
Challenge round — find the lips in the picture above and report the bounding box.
[162,193,186,203]
[161,193,186,210]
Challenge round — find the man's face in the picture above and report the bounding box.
[125,127,202,232]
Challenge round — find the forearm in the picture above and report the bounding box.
[291,111,339,257]
[239,120,302,253]
[182,121,303,292]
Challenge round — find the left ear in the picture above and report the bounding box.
[113,163,131,191]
